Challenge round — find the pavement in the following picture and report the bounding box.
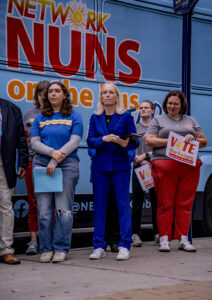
[0,237,212,300]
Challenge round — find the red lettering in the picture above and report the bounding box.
[118,40,141,85]
[182,141,189,151]
[188,143,196,154]
[97,13,109,33]
[38,0,51,20]
[50,2,70,25]
[7,16,44,71]
[86,33,115,81]
[86,11,97,31]
[86,12,109,33]
[139,170,145,180]
[8,0,24,15]
[171,136,178,147]
[49,27,81,76]
[24,0,36,19]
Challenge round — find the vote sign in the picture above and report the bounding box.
[166,131,199,166]
[135,164,154,191]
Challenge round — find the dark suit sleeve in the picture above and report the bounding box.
[124,112,139,151]
[16,107,29,169]
[87,114,104,149]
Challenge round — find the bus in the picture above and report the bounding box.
[0,0,212,236]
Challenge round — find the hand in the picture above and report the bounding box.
[18,167,26,179]
[46,163,56,177]
[52,150,65,163]
[114,137,129,148]
[184,134,195,142]
[103,134,120,143]
[134,154,146,164]
[140,160,151,166]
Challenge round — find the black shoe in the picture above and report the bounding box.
[110,243,119,253]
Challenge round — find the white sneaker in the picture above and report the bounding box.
[40,251,53,263]
[159,235,170,252]
[154,234,160,245]
[179,235,196,252]
[116,247,130,260]
[52,252,67,263]
[89,248,106,260]
[132,234,142,247]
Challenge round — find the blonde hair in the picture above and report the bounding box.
[95,83,124,115]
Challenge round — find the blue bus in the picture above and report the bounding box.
[0,0,212,236]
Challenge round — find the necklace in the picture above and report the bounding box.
[105,114,113,126]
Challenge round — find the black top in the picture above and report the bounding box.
[105,114,114,127]
[0,98,28,188]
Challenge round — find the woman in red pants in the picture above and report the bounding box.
[145,90,207,252]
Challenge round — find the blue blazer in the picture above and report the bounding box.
[87,111,138,172]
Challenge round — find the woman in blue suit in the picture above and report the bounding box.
[87,83,138,260]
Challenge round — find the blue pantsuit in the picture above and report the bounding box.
[93,170,131,249]
[87,111,138,250]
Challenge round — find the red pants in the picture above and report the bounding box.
[25,161,38,232]
[151,159,202,241]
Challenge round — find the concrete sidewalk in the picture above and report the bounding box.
[0,237,212,300]
[86,281,212,300]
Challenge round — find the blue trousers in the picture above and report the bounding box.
[93,170,132,250]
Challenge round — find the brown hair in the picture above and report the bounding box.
[34,81,49,108]
[163,90,187,114]
[140,99,154,110]
[41,81,72,117]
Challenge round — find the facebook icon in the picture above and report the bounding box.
[13,199,29,218]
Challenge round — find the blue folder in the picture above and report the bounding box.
[33,167,63,193]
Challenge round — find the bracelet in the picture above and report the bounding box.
[145,152,151,161]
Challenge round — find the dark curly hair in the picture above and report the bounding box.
[163,90,187,115]
[34,81,49,108]
[41,81,72,117]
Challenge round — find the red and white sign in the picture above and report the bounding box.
[135,164,154,191]
[166,131,199,166]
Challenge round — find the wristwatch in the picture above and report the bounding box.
[145,152,151,161]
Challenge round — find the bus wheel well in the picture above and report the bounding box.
[203,174,212,236]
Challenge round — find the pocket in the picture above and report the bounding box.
[196,159,203,167]
[32,154,50,168]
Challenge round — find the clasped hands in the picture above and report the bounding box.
[46,150,65,177]
[103,134,129,148]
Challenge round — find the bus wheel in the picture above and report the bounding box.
[203,175,212,236]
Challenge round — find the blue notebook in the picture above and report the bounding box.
[33,167,63,193]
